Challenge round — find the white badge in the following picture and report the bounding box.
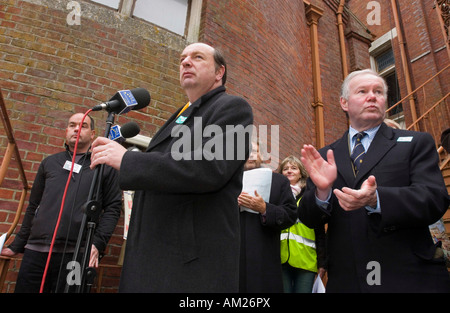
[397,136,413,142]
[63,160,82,173]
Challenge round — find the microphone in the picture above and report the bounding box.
[92,88,150,115]
[109,121,141,143]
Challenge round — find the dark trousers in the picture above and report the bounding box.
[15,249,74,293]
[281,263,315,293]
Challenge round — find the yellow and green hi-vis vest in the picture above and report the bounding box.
[280,197,317,272]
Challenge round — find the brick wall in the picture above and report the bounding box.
[397,0,449,138]
[201,0,316,167]
[201,0,360,161]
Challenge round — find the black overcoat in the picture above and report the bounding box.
[239,172,297,292]
[299,123,450,292]
[118,86,253,292]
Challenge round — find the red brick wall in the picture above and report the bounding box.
[201,0,316,166]
[317,1,358,144]
[201,0,358,160]
[396,0,450,138]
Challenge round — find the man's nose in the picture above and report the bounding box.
[181,56,192,67]
[367,91,377,100]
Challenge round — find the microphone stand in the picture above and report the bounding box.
[65,111,115,293]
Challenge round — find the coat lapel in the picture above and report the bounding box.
[146,86,226,152]
[146,106,184,151]
[330,131,356,187]
[354,123,396,186]
[146,102,200,151]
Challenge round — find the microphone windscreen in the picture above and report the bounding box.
[120,121,141,138]
[130,88,151,110]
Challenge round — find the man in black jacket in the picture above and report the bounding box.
[299,69,450,292]
[90,43,253,292]
[1,113,122,293]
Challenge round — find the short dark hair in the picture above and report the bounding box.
[86,114,95,130]
[213,48,227,85]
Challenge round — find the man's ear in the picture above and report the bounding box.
[216,65,225,83]
[340,96,348,112]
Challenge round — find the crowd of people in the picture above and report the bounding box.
[1,42,449,293]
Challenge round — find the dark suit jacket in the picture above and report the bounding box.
[118,86,253,292]
[299,123,450,292]
[239,172,297,292]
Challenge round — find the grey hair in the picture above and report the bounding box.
[340,69,388,100]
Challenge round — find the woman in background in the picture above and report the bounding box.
[279,155,327,293]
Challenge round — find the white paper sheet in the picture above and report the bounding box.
[0,233,6,252]
[312,275,325,293]
[241,168,272,214]
[123,190,134,240]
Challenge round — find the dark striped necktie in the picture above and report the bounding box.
[350,132,366,173]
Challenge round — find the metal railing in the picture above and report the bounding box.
[0,87,30,292]
[386,64,450,149]
[0,88,30,240]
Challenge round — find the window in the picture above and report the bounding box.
[90,0,121,9]
[384,70,402,116]
[133,0,189,36]
[369,29,404,127]
[372,46,402,116]
[375,49,395,72]
[374,48,403,119]
[89,0,200,41]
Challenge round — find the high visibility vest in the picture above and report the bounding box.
[280,197,317,273]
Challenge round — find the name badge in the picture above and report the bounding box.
[64,160,82,173]
[175,115,187,124]
[397,136,413,142]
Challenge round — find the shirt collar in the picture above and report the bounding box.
[349,124,381,140]
[349,124,381,150]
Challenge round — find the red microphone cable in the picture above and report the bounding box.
[39,109,93,293]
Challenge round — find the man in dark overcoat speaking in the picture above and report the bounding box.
[90,43,253,292]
